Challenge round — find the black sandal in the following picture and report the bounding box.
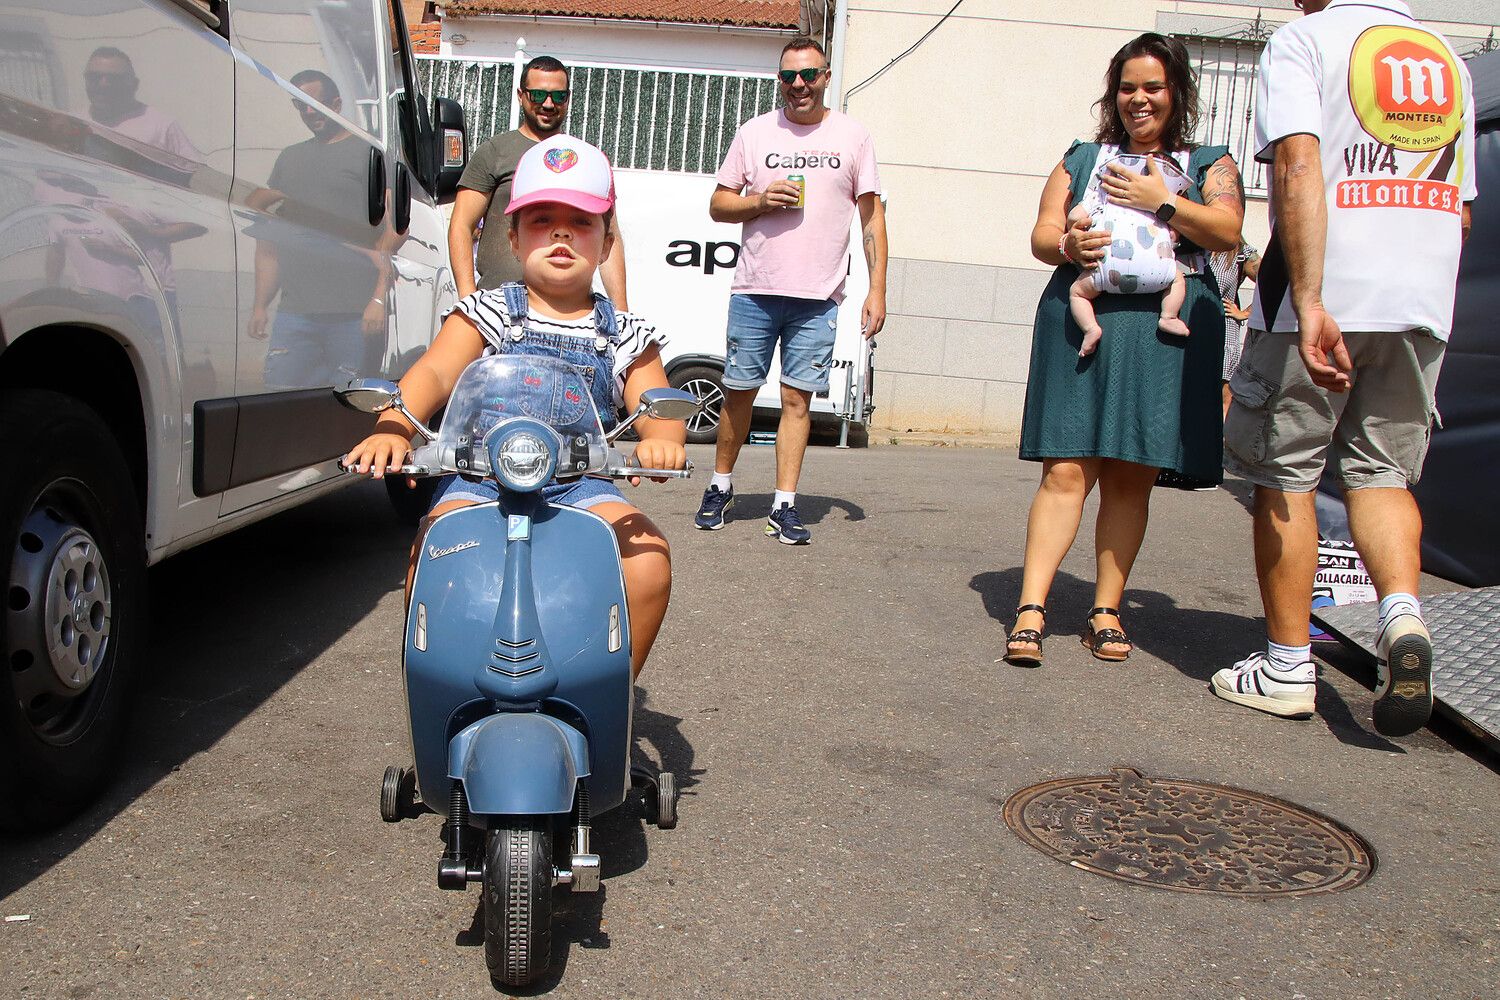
[1082,606,1132,662]
[1003,604,1047,666]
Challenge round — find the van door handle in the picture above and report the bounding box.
[165,0,221,29]
[368,147,386,226]
[394,163,411,235]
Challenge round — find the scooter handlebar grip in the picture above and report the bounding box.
[604,461,692,480]
[338,459,429,477]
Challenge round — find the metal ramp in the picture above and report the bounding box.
[1314,587,1500,751]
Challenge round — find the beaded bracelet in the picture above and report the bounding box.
[1058,232,1076,265]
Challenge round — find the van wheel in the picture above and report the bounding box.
[0,390,144,832]
[668,365,726,445]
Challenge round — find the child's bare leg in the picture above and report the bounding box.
[1069,274,1104,357]
[406,497,478,603]
[591,501,672,679]
[1158,270,1190,337]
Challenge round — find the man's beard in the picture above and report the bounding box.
[522,107,563,137]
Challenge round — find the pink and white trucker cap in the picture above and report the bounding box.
[505,134,615,215]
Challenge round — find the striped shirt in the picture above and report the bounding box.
[449,290,667,409]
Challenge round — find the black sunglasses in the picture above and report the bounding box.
[525,88,570,105]
[778,67,827,85]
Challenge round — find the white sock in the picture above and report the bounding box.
[710,472,732,492]
[1377,593,1421,632]
[774,489,796,510]
[1266,640,1311,673]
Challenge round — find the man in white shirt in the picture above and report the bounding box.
[1212,0,1475,737]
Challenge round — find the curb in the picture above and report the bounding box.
[868,430,1019,450]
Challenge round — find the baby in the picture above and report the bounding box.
[1067,153,1192,357]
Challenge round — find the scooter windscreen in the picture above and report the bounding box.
[413,355,609,482]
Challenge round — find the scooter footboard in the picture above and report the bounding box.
[449,714,590,816]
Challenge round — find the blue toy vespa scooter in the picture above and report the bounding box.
[337,354,700,987]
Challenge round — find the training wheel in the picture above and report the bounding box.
[380,765,414,822]
[654,771,677,829]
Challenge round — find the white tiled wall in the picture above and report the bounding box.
[871,259,1049,434]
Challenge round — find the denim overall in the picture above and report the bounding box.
[430,282,626,511]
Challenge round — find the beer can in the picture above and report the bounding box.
[788,174,805,208]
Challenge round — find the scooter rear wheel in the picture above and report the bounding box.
[483,818,554,987]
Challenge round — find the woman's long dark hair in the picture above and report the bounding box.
[1093,33,1200,152]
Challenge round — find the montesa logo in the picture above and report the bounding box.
[1349,26,1462,150]
[764,151,841,170]
[1377,44,1452,113]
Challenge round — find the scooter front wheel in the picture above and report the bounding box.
[483,818,554,987]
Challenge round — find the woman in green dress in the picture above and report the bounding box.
[1005,33,1246,665]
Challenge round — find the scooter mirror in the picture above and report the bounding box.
[639,387,703,421]
[337,378,401,414]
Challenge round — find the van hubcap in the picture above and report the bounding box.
[8,492,113,741]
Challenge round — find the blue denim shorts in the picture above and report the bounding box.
[722,294,838,393]
[430,474,625,511]
[264,312,366,390]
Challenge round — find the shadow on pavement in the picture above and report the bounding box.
[969,566,1406,752]
[0,481,411,899]
[1218,472,1257,516]
[632,686,704,796]
[726,492,865,525]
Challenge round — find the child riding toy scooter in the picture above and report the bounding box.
[337,354,700,987]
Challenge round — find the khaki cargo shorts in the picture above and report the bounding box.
[1223,328,1445,493]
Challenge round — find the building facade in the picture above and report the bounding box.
[841,0,1496,435]
[430,0,1497,435]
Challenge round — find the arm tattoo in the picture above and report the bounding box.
[863,229,876,268]
[1205,160,1245,209]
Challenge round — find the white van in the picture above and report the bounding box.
[612,169,875,444]
[0,0,466,829]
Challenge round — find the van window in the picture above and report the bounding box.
[229,0,385,140]
[384,0,429,185]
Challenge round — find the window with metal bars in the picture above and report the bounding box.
[0,31,56,106]
[1179,35,1268,196]
[416,56,779,174]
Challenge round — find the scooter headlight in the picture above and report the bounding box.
[486,420,559,492]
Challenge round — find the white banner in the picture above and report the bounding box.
[612,168,871,418]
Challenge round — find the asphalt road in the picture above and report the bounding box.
[2,444,1496,999]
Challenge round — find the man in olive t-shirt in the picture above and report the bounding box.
[447,55,627,302]
[249,69,388,389]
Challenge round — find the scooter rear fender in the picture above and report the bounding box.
[449,713,590,816]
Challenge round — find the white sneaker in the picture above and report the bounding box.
[1210,652,1317,719]
[1373,613,1433,738]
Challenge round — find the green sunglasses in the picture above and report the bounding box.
[524,88,570,105]
[777,67,827,85]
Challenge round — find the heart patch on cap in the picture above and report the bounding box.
[544,148,578,173]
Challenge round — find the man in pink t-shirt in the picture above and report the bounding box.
[693,36,888,545]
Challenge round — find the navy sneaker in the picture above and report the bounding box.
[765,503,810,545]
[694,485,734,530]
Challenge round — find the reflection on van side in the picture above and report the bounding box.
[0,0,465,831]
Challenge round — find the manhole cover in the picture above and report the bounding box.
[1003,767,1375,898]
